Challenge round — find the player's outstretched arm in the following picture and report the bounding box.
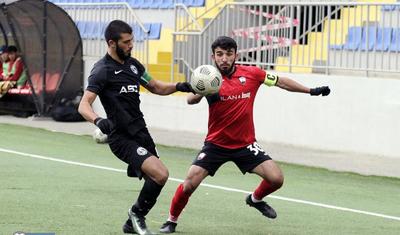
[276,77,330,96]
[145,78,194,95]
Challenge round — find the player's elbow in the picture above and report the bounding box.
[187,99,198,105]
[78,101,88,117]
[187,94,202,105]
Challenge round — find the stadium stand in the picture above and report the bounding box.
[275,0,400,73]
[343,27,363,50]
[375,27,392,51]
[330,26,400,52]
[75,21,161,40]
[50,0,205,9]
[389,28,400,52]
[360,26,378,51]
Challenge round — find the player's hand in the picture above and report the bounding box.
[310,86,330,96]
[176,82,195,93]
[94,117,113,135]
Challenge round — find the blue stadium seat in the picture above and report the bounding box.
[381,5,396,11]
[175,0,185,5]
[127,0,142,9]
[150,0,163,8]
[132,23,151,41]
[159,0,173,9]
[343,27,363,50]
[375,28,392,51]
[140,0,154,9]
[360,26,377,51]
[82,21,96,39]
[75,21,86,38]
[149,23,162,39]
[389,28,400,52]
[191,0,205,7]
[329,44,343,50]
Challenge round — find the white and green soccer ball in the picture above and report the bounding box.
[93,128,108,144]
[190,64,222,96]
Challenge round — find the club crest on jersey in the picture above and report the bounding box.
[130,65,138,74]
[137,147,148,156]
[197,152,206,160]
[239,76,246,85]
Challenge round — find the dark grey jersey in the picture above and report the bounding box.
[87,54,150,136]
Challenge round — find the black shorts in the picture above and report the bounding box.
[108,128,158,179]
[192,141,272,176]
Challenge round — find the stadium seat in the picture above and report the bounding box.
[149,23,162,39]
[132,23,150,41]
[82,21,96,39]
[159,0,174,9]
[375,27,392,51]
[381,5,396,11]
[360,26,378,51]
[389,28,400,52]
[127,0,142,9]
[343,27,362,50]
[191,0,205,7]
[150,0,163,8]
[329,44,343,50]
[140,0,154,9]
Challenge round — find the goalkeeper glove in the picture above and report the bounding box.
[310,86,330,96]
[94,117,113,135]
[176,82,195,93]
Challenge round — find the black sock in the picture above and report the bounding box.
[132,177,164,216]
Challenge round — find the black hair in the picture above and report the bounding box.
[7,45,17,53]
[104,20,132,45]
[211,36,237,54]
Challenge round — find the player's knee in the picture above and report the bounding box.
[153,168,169,185]
[272,173,284,189]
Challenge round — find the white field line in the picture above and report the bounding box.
[1,147,399,222]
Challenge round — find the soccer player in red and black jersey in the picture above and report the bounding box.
[159,36,330,233]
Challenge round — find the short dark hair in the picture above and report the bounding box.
[211,36,237,54]
[7,45,18,53]
[104,20,132,45]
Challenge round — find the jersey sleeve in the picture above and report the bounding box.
[131,58,150,86]
[253,66,267,83]
[86,64,108,94]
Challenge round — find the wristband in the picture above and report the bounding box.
[94,117,103,125]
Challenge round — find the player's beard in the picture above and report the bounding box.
[116,44,131,61]
[216,62,235,76]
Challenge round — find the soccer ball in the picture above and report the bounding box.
[93,128,108,144]
[190,64,222,96]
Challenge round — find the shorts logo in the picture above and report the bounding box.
[137,147,148,156]
[130,65,138,74]
[197,152,206,160]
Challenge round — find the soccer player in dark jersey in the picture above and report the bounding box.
[159,36,331,233]
[78,20,194,235]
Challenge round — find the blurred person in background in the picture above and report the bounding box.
[0,45,28,96]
